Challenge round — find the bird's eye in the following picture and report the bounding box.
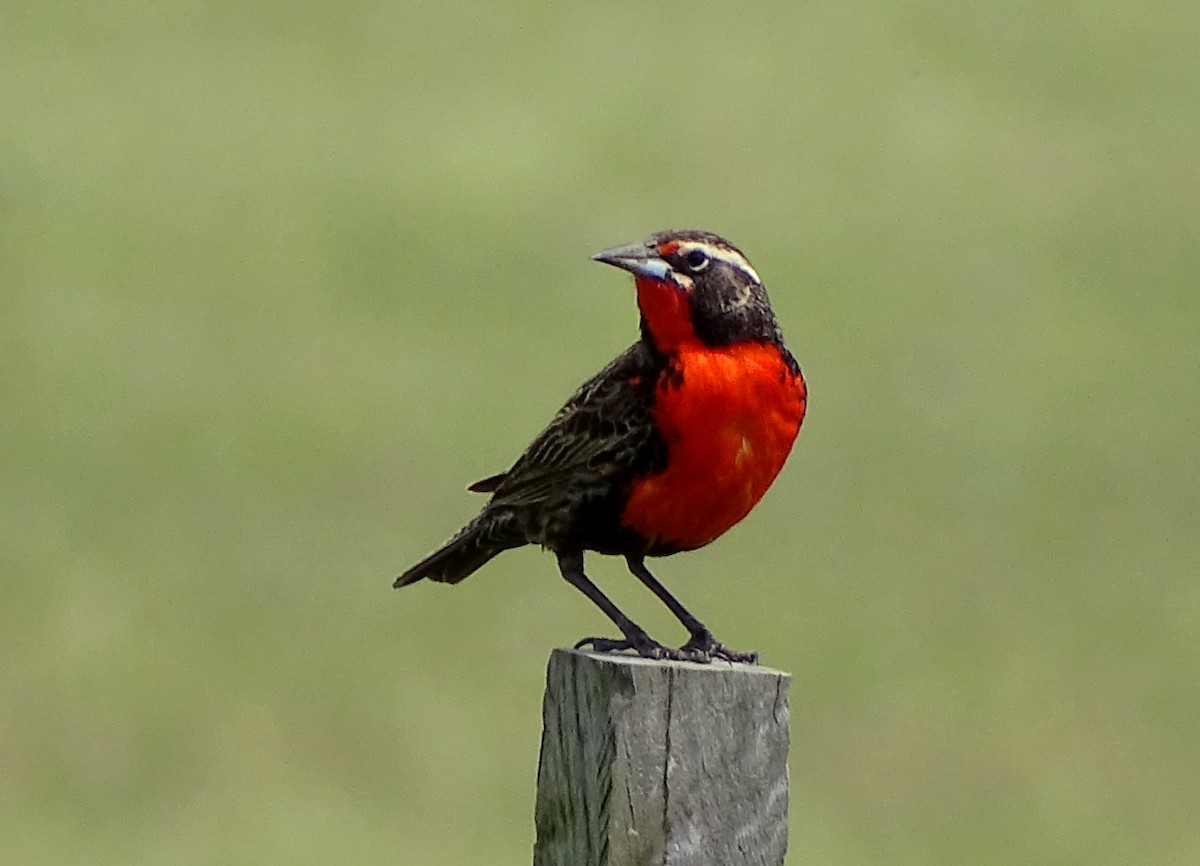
[684,249,709,270]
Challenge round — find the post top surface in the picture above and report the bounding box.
[559,647,790,679]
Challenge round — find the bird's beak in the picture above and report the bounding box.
[591,240,671,282]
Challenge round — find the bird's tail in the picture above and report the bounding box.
[393,517,518,588]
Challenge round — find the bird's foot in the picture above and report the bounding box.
[681,629,759,665]
[575,630,757,665]
[575,633,672,660]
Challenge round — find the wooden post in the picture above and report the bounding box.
[533,648,790,866]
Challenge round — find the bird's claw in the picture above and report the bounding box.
[575,634,671,660]
[575,631,757,665]
[681,630,759,665]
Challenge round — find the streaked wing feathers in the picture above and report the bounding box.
[483,344,660,509]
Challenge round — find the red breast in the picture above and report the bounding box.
[621,273,807,551]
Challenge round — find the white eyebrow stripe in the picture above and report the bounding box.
[721,250,762,285]
[680,241,762,285]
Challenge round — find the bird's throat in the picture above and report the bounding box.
[635,276,696,350]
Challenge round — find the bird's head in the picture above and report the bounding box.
[592,229,782,351]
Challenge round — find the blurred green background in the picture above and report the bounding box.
[3,1,1198,863]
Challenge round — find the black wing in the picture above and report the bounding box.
[482,342,666,511]
[467,472,507,493]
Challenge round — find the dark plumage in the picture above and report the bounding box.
[394,342,669,585]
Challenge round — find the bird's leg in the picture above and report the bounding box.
[556,551,667,659]
[625,555,758,664]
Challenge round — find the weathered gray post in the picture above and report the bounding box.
[533,648,790,866]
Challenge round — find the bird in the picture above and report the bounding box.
[394,229,807,663]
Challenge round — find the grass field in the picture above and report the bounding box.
[3,2,1198,863]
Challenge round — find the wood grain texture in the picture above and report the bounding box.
[533,648,790,866]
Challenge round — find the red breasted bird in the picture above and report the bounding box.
[394,230,807,663]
